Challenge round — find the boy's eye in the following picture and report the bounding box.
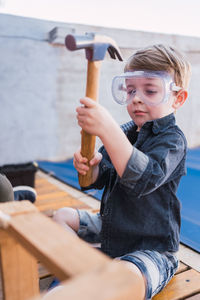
[127,89,136,95]
[145,89,158,95]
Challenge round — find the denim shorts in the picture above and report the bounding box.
[77,210,179,299]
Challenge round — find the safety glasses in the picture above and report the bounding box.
[112,70,181,106]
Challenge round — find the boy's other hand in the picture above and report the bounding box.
[73,148,89,175]
[73,148,102,176]
[89,150,102,167]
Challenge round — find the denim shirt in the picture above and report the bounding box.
[86,113,187,258]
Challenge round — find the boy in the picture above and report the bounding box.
[53,44,191,299]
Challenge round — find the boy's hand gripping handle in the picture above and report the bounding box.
[79,60,101,187]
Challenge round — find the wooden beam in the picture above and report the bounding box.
[0,201,39,300]
[0,231,39,300]
[0,201,109,282]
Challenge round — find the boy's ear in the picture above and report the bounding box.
[172,90,188,109]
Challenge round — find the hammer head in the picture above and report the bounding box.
[65,32,123,62]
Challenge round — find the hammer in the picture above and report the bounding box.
[65,32,123,187]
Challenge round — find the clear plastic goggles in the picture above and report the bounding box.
[111,70,182,106]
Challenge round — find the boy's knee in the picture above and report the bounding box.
[53,207,75,223]
[53,207,79,232]
[0,174,14,202]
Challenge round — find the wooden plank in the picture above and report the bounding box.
[176,261,189,274]
[35,178,49,188]
[35,185,61,195]
[36,193,90,210]
[36,191,72,202]
[4,204,109,281]
[36,199,89,212]
[31,260,145,300]
[153,269,200,300]
[0,231,39,300]
[35,176,90,212]
[36,171,100,211]
[178,244,200,272]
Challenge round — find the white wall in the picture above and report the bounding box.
[0,14,200,165]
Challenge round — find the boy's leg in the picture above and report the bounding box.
[53,208,102,243]
[0,174,14,202]
[118,250,178,300]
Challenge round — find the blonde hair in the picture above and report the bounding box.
[124,44,191,89]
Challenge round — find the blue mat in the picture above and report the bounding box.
[38,147,200,253]
[176,148,200,253]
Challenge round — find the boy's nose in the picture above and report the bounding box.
[132,94,144,104]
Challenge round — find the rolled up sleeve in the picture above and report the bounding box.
[120,148,149,189]
[120,131,186,197]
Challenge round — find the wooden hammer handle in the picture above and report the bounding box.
[79,60,102,187]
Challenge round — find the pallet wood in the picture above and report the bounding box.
[153,269,200,300]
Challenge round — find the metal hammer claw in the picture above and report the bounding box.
[65,32,123,187]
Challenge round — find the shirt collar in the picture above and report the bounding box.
[142,113,176,134]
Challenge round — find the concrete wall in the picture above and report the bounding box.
[1,14,200,165]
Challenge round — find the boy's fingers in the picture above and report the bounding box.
[74,151,88,164]
[74,164,88,175]
[73,147,89,175]
[77,166,89,174]
[73,158,89,172]
[90,152,102,166]
[80,97,96,108]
